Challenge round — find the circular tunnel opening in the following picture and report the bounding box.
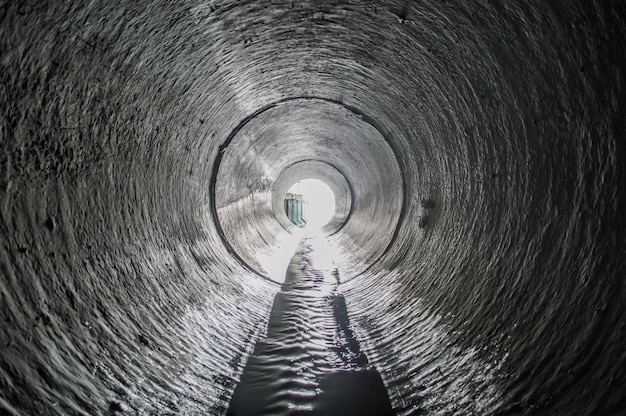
[272,159,354,238]
[212,98,404,282]
[3,2,624,415]
[284,178,336,231]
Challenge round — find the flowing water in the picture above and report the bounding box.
[227,235,394,415]
[1,1,625,415]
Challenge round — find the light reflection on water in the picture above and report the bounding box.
[255,228,305,283]
[227,231,394,415]
[344,270,507,415]
[232,229,505,415]
[255,228,351,284]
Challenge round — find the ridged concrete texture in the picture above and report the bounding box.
[1,1,625,415]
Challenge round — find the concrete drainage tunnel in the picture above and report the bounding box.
[1,1,626,415]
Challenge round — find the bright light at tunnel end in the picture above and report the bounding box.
[287,179,336,230]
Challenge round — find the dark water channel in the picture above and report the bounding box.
[227,237,394,416]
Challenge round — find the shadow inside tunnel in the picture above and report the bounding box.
[226,238,395,416]
[316,369,394,416]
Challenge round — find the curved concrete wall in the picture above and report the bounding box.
[271,160,352,236]
[213,98,402,282]
[1,1,625,415]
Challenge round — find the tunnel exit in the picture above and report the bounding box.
[226,236,394,416]
[285,179,336,230]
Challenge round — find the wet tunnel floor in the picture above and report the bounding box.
[227,237,395,416]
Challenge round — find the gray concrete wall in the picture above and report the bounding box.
[1,1,625,415]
